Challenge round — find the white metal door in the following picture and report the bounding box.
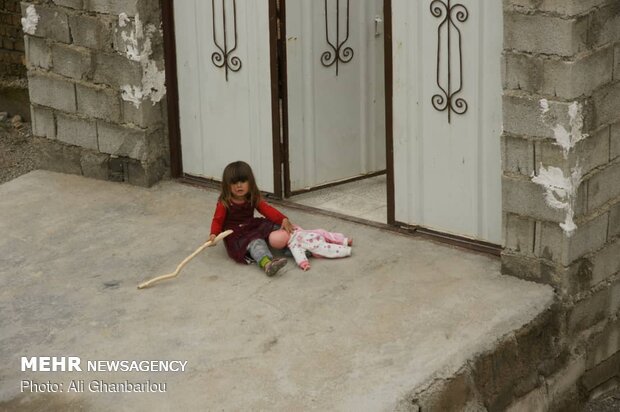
[174,0,275,192]
[392,0,503,243]
[285,0,386,192]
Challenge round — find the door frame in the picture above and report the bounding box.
[274,0,395,224]
[161,0,395,222]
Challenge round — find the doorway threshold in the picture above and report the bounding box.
[287,175,388,224]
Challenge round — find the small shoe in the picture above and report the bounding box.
[265,257,287,277]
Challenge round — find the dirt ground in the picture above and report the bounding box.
[0,117,618,411]
[0,114,36,184]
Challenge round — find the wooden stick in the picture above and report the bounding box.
[137,230,233,289]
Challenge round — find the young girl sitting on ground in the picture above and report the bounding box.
[269,227,352,271]
[208,161,294,276]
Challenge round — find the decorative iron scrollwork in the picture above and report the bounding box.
[430,0,468,123]
[211,0,242,81]
[321,0,354,76]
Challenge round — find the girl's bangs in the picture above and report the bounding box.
[230,172,249,183]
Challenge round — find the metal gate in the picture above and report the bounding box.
[391,0,503,243]
[170,0,502,245]
[284,0,386,193]
[174,0,277,192]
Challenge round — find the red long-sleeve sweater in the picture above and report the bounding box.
[210,200,287,236]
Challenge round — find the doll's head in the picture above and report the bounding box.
[269,229,290,249]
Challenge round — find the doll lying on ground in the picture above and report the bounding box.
[268,227,353,271]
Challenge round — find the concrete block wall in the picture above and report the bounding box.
[22,0,168,186]
[502,0,620,406]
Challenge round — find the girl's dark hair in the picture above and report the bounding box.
[219,161,262,207]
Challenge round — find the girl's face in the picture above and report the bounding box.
[230,180,249,200]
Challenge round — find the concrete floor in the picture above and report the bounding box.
[0,171,554,411]
[291,175,387,223]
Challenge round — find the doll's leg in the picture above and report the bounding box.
[313,229,350,246]
[247,239,287,276]
[311,241,352,259]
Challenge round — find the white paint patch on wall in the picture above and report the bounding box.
[533,100,586,236]
[532,165,582,235]
[539,100,587,159]
[117,13,166,108]
[118,12,130,28]
[21,5,39,35]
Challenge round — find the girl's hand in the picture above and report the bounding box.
[282,218,294,234]
[300,261,310,271]
[207,234,217,246]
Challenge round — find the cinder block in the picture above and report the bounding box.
[504,10,588,56]
[546,354,586,407]
[505,213,536,255]
[536,126,610,177]
[503,176,565,223]
[113,25,164,64]
[68,14,113,50]
[564,257,594,296]
[80,150,109,180]
[76,83,121,123]
[587,3,620,49]
[504,48,614,99]
[592,81,620,128]
[588,378,620,402]
[51,43,92,80]
[567,288,610,335]
[503,134,534,176]
[415,372,477,412]
[610,201,620,238]
[503,52,543,92]
[542,47,614,99]
[121,99,162,128]
[126,157,166,187]
[97,121,149,160]
[82,0,139,16]
[56,113,97,150]
[507,0,610,16]
[503,174,586,224]
[612,122,620,160]
[566,213,608,264]
[506,385,549,412]
[501,251,560,286]
[92,52,142,89]
[588,235,620,286]
[24,35,51,69]
[537,213,607,266]
[33,135,82,175]
[31,105,56,138]
[27,71,76,113]
[20,3,70,43]
[502,94,591,139]
[587,316,620,370]
[52,0,83,9]
[586,160,620,212]
[581,351,620,391]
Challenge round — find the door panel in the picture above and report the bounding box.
[285,0,386,192]
[392,0,502,243]
[174,0,275,192]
